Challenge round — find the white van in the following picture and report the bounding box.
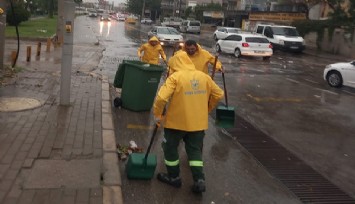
[255,24,305,52]
[179,20,201,34]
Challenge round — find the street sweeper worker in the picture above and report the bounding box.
[137,36,167,65]
[183,39,224,74]
[167,49,185,76]
[153,51,224,193]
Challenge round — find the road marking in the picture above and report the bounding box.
[314,88,338,95]
[286,78,300,84]
[342,90,355,96]
[127,124,153,130]
[246,94,303,103]
[305,79,319,84]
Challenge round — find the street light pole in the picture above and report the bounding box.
[60,0,75,105]
[141,0,146,20]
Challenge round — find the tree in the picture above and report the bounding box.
[126,0,161,17]
[6,1,30,26]
[74,0,82,7]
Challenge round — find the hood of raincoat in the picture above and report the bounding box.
[168,51,195,73]
[182,43,222,73]
[148,36,160,42]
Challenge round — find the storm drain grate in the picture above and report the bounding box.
[227,115,355,204]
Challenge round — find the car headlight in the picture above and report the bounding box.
[279,40,284,45]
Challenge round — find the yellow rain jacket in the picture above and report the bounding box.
[153,52,224,131]
[183,44,222,74]
[167,49,185,76]
[137,36,167,65]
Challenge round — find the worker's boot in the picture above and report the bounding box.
[157,173,182,188]
[192,179,206,193]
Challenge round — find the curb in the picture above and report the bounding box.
[101,75,123,204]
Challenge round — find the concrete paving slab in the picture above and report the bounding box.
[23,159,101,189]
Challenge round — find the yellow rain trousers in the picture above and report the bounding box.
[153,51,224,131]
[183,44,222,74]
[137,36,167,65]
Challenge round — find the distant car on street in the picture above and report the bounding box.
[141,18,153,25]
[117,16,126,21]
[213,27,242,41]
[148,26,184,47]
[323,60,355,88]
[215,33,273,60]
[88,12,97,17]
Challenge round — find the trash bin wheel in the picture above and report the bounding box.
[114,97,122,107]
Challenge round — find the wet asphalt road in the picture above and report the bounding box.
[74,16,355,203]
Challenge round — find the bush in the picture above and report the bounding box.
[6,3,30,26]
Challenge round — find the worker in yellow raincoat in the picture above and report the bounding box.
[183,39,223,75]
[153,51,224,193]
[137,36,167,65]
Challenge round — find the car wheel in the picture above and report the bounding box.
[214,35,218,41]
[234,48,241,58]
[113,97,122,108]
[216,44,221,53]
[326,71,343,88]
[263,56,270,60]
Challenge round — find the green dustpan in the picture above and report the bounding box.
[216,106,235,128]
[216,72,235,128]
[126,124,159,180]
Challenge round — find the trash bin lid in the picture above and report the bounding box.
[124,60,164,72]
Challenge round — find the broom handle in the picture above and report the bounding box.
[144,107,167,161]
[144,124,159,161]
[211,54,219,80]
[222,72,229,107]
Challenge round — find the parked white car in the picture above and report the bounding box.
[216,33,273,60]
[148,26,184,47]
[213,27,241,41]
[323,60,355,88]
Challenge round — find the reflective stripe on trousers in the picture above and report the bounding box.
[189,160,203,167]
[165,159,179,166]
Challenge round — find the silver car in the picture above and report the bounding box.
[148,26,184,47]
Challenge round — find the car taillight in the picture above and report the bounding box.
[242,43,249,47]
[269,44,273,49]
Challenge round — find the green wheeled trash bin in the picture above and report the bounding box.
[113,60,165,111]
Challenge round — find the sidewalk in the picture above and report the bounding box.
[0,40,122,204]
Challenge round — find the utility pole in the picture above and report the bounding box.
[0,1,6,70]
[141,0,146,20]
[60,0,75,105]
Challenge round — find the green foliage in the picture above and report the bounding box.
[126,0,161,16]
[184,6,193,19]
[291,0,354,48]
[6,2,30,26]
[5,16,57,38]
